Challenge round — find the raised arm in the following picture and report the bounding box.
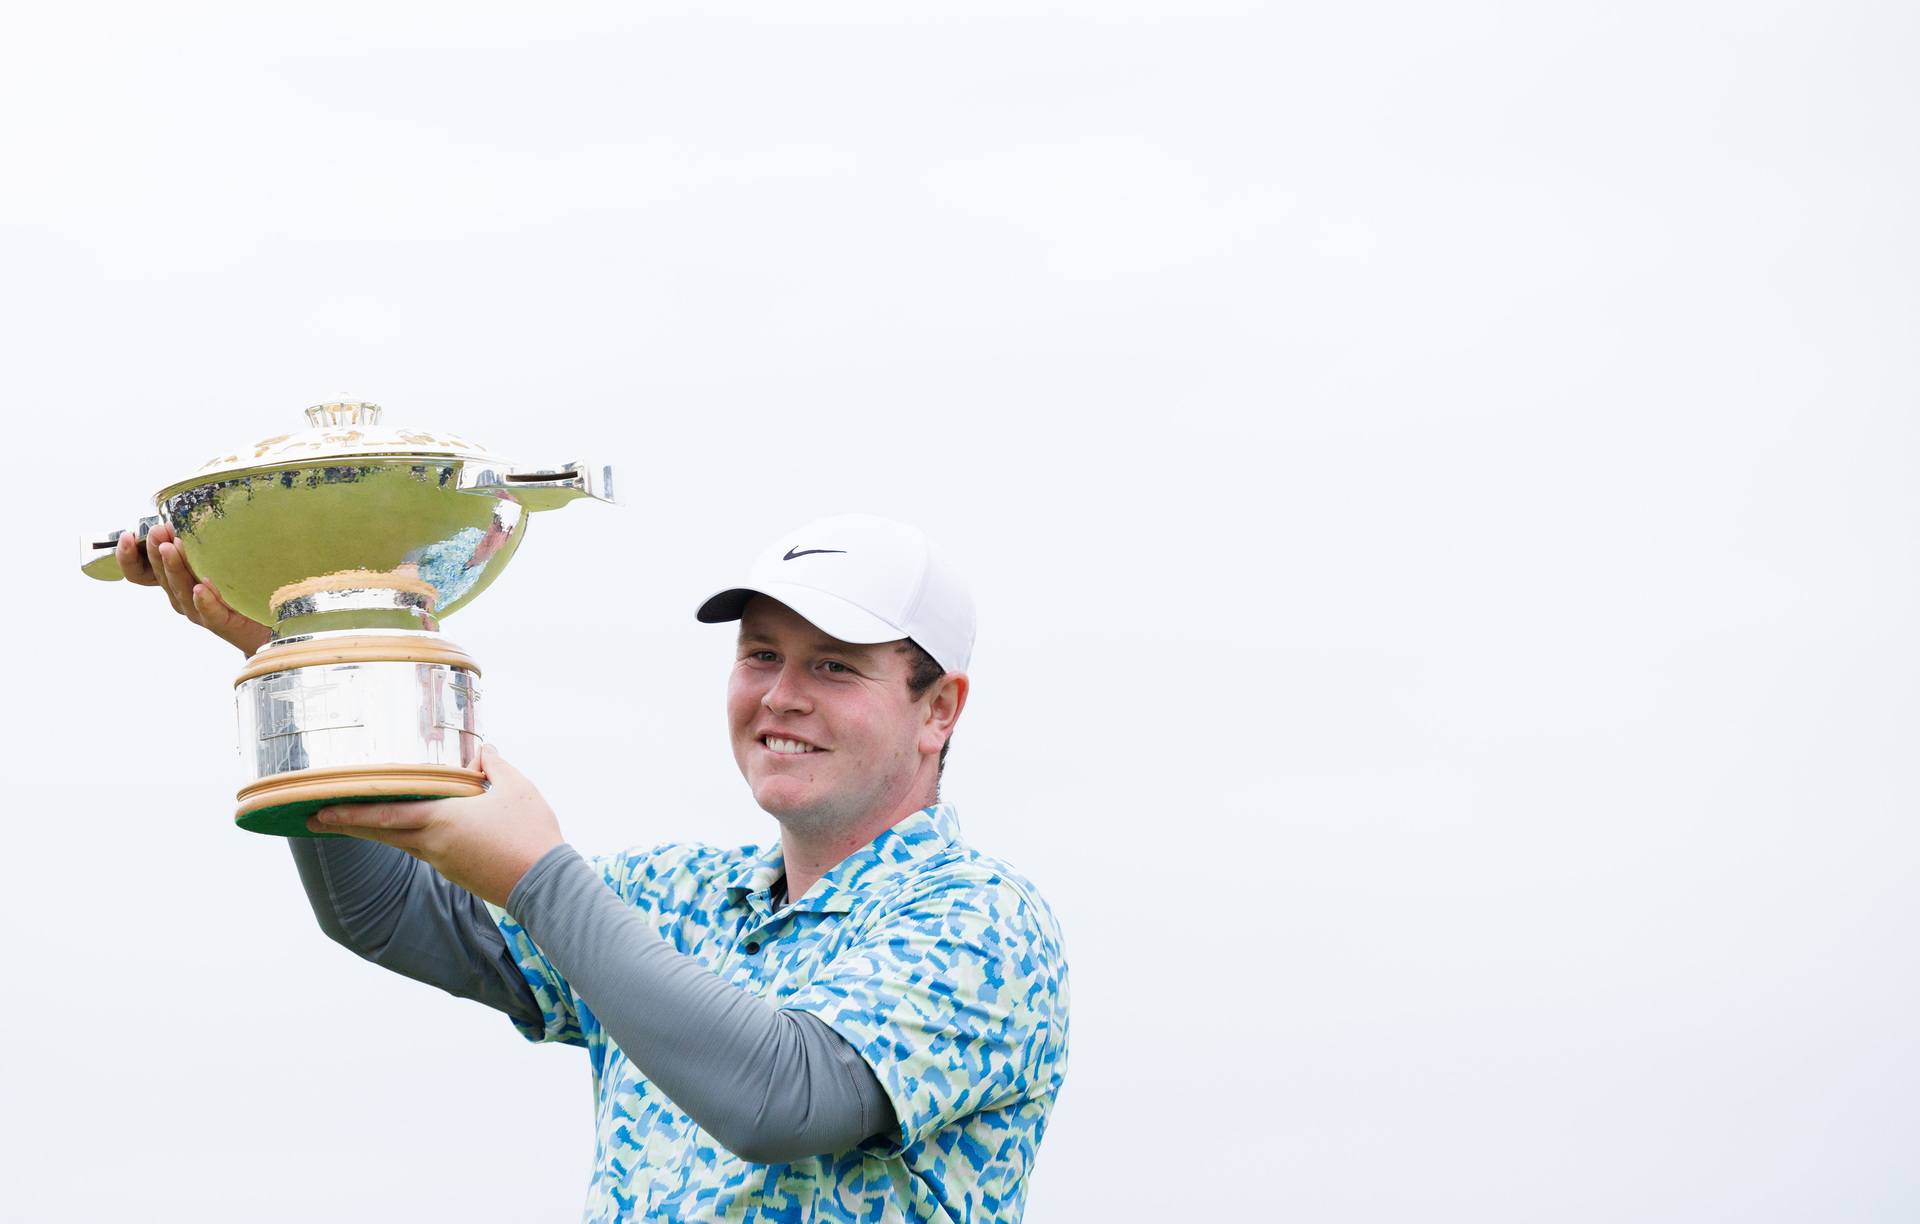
[288,836,545,1021]
[311,763,896,1164]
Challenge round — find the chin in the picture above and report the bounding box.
[751,775,814,816]
[751,779,847,835]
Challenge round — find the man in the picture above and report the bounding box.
[118,512,1070,1222]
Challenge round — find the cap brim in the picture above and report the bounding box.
[695,582,908,645]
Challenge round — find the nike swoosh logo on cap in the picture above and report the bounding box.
[782,547,847,560]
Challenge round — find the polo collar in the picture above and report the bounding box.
[725,803,964,915]
[720,843,787,905]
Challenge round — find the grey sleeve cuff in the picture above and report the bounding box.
[506,844,894,1164]
[287,837,542,1026]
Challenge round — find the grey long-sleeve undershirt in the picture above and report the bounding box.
[288,837,895,1164]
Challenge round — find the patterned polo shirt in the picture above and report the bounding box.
[488,804,1071,1223]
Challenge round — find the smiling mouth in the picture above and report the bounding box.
[762,736,822,755]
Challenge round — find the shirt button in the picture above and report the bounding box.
[744,941,761,954]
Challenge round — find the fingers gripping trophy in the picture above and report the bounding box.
[80,400,615,835]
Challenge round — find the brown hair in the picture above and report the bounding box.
[900,638,953,779]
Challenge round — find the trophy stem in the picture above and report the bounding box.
[233,631,485,837]
[269,570,444,639]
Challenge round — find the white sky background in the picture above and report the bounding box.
[3,1,1916,1219]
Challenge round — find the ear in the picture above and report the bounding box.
[919,671,969,757]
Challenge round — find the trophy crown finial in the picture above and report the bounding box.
[305,400,383,428]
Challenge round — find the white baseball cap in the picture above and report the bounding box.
[696,513,976,674]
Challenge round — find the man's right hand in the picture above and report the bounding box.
[117,522,272,657]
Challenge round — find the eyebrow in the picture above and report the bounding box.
[737,630,888,661]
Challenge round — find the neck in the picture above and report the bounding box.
[778,790,937,903]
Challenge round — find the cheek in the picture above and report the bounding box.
[726,675,759,733]
[834,707,899,761]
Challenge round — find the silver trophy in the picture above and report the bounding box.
[80,400,615,835]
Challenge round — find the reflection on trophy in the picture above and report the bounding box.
[80,401,616,836]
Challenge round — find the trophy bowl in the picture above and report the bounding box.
[81,400,616,836]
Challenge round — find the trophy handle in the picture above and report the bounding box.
[79,514,164,581]
[456,461,617,512]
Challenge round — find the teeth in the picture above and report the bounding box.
[764,737,816,755]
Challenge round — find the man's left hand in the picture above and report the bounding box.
[307,745,564,908]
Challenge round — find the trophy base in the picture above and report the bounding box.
[233,631,485,838]
[235,763,487,838]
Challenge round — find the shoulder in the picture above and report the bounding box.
[868,845,1069,973]
[908,841,1061,918]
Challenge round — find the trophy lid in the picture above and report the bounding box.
[161,400,510,498]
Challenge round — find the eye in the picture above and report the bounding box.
[819,659,853,675]
[744,649,778,665]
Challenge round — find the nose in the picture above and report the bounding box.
[762,661,812,715]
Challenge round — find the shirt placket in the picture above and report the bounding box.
[727,912,787,990]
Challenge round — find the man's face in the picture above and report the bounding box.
[728,596,932,832]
